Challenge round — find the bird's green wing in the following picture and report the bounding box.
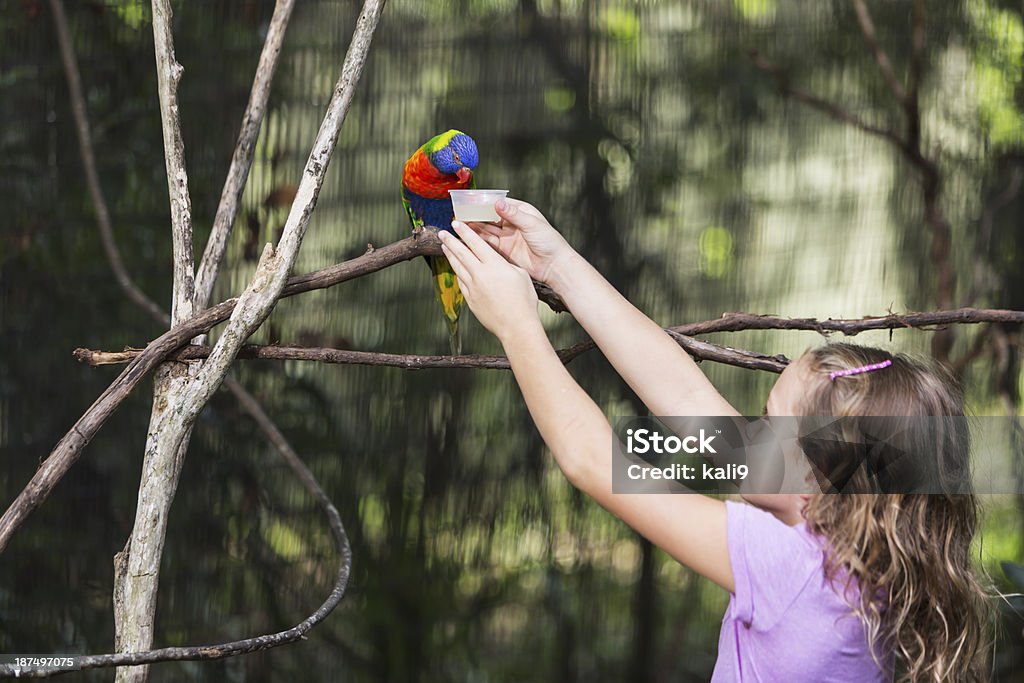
[402,192,424,231]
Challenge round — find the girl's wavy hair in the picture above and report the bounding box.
[797,343,992,682]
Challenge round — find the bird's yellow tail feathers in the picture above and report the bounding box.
[428,255,464,355]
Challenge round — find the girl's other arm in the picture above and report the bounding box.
[548,250,738,418]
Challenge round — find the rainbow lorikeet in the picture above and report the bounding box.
[401,130,479,355]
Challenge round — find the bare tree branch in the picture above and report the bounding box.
[666,308,1024,335]
[194,0,296,313]
[113,2,204,676]
[7,211,1022,557]
[72,336,786,373]
[151,0,195,326]
[74,307,1024,376]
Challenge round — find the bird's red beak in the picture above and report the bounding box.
[456,167,471,184]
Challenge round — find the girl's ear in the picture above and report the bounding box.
[798,493,814,516]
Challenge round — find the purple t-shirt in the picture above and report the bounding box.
[711,501,894,682]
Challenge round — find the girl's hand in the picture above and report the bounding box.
[439,221,540,342]
[464,198,573,286]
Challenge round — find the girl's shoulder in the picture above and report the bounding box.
[725,501,834,630]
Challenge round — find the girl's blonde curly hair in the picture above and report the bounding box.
[797,343,992,682]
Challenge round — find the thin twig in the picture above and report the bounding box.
[667,308,1024,336]
[72,334,786,373]
[74,307,1024,374]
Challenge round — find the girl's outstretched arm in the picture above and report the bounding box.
[438,223,734,592]
[467,200,738,418]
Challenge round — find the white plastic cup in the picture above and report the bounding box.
[448,189,509,223]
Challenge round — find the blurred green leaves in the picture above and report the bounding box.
[698,225,734,279]
[969,0,1024,147]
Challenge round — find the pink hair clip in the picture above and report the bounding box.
[829,359,892,381]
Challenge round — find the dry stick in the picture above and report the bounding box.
[46,2,341,677]
[74,308,1024,373]
[111,3,206,678]
[73,335,786,373]
[194,0,296,312]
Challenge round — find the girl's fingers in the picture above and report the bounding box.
[451,221,498,262]
[466,221,506,237]
[438,228,476,263]
[464,229,501,249]
[440,239,474,286]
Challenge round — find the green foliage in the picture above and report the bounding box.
[111,0,151,31]
[734,0,777,23]
[698,225,734,279]
[969,0,1024,147]
[599,6,640,43]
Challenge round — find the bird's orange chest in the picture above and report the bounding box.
[402,150,469,199]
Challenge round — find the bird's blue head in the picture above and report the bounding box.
[428,130,479,183]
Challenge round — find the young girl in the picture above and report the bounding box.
[437,198,991,682]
